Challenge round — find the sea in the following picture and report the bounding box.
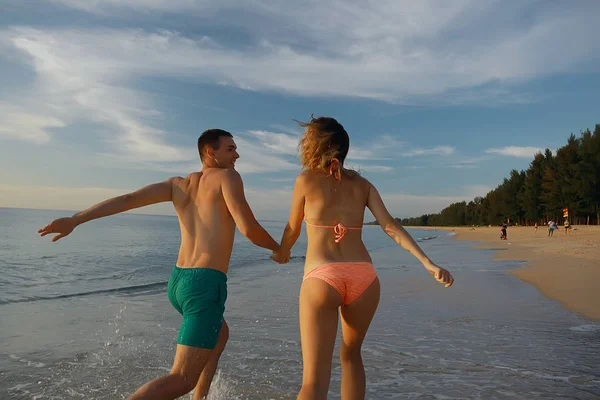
[1,208,599,399]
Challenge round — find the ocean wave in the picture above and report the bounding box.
[0,281,167,306]
[570,324,600,333]
[417,235,438,242]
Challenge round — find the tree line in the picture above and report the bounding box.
[396,124,600,227]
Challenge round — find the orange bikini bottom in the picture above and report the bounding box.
[303,262,377,305]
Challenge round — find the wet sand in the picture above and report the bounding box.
[420,225,600,321]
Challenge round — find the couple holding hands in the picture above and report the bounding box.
[39,116,453,400]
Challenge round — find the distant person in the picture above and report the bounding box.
[500,223,507,240]
[564,219,571,235]
[271,116,454,400]
[548,220,555,237]
[38,129,286,400]
[534,222,538,233]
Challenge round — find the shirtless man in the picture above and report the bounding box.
[38,129,287,400]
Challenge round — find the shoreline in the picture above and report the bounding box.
[412,225,600,321]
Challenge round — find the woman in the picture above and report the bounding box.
[272,116,454,399]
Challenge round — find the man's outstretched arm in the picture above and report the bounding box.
[38,177,178,242]
[221,170,280,252]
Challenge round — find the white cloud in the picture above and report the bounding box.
[2,29,189,162]
[41,1,600,103]
[402,146,455,157]
[232,136,299,174]
[48,0,211,13]
[449,155,491,168]
[485,146,544,158]
[347,135,406,160]
[1,1,597,189]
[245,130,298,155]
[238,129,402,172]
[0,103,65,143]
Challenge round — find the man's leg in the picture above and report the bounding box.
[193,320,229,400]
[129,344,212,400]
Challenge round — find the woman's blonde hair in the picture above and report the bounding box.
[297,116,353,175]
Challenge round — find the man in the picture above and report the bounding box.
[38,129,289,400]
[548,220,555,237]
[500,222,508,240]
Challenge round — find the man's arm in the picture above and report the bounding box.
[221,170,280,252]
[38,178,178,242]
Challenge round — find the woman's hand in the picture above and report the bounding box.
[270,248,291,264]
[424,262,454,288]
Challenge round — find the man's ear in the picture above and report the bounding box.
[206,146,215,160]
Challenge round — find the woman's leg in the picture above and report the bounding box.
[297,278,342,400]
[339,278,380,400]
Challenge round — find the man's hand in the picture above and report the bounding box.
[424,262,454,288]
[270,248,290,264]
[38,217,78,242]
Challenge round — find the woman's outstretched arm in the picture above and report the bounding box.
[366,183,454,287]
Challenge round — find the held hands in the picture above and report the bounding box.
[38,217,78,242]
[424,262,454,288]
[270,246,291,264]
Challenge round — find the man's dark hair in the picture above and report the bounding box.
[197,129,233,161]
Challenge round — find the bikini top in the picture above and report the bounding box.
[303,157,363,243]
[304,220,362,243]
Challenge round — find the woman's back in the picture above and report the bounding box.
[272,115,454,400]
[301,170,372,270]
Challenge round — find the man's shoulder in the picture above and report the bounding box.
[171,172,201,187]
[207,169,244,190]
[219,168,242,181]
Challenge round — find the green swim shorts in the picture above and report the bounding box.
[167,266,228,349]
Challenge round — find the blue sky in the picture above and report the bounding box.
[1,0,599,221]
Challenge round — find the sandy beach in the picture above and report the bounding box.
[424,224,600,321]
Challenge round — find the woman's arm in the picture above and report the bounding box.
[271,174,306,262]
[366,183,454,287]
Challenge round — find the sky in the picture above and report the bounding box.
[1,0,599,221]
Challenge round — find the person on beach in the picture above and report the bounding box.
[534,222,538,233]
[271,116,454,400]
[548,220,555,237]
[38,129,287,400]
[500,223,508,240]
[564,219,571,235]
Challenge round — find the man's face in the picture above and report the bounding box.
[212,136,239,169]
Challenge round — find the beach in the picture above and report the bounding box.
[2,208,599,399]
[430,225,600,321]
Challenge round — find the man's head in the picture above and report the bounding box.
[197,129,239,169]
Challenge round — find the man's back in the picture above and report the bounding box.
[37,129,284,400]
[173,169,236,272]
